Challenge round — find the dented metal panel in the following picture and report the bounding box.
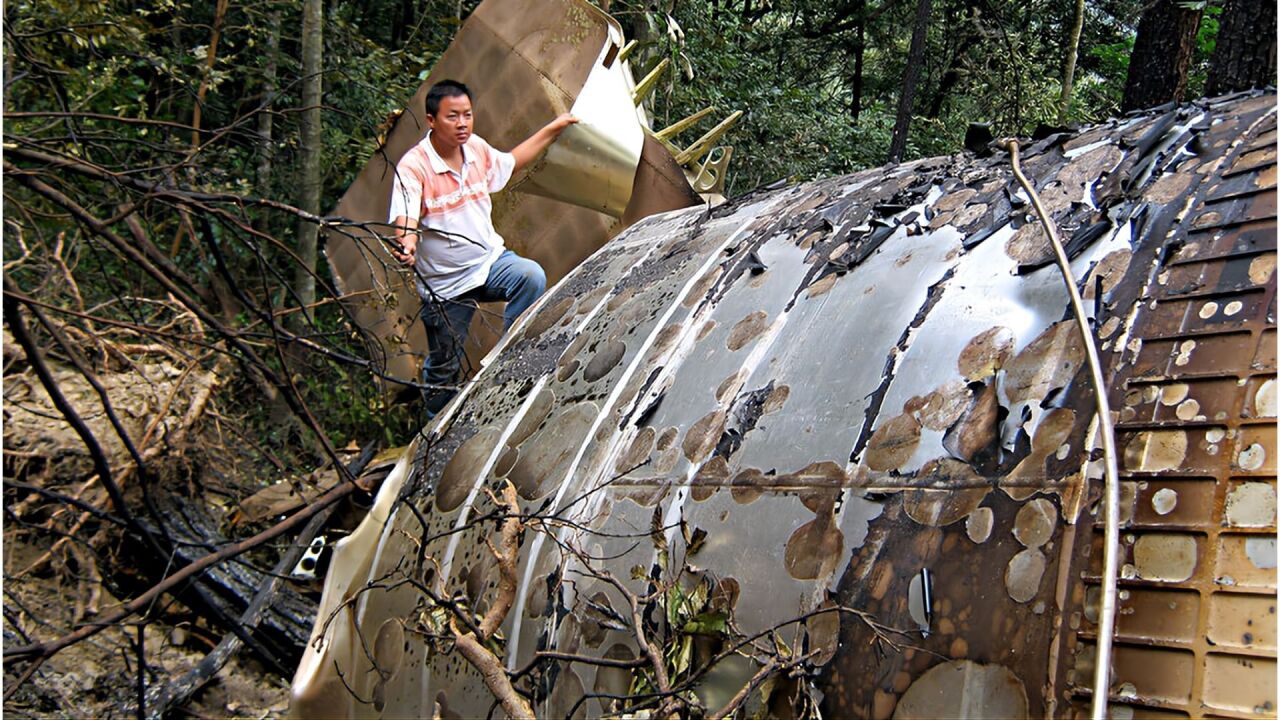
[291,91,1277,719]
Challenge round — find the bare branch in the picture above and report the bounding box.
[449,480,533,719]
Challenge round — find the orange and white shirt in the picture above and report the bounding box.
[388,132,516,299]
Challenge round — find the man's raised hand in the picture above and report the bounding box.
[547,113,579,135]
[512,114,579,175]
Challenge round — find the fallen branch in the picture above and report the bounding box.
[5,166,352,483]
[452,633,532,720]
[2,473,362,671]
[134,441,378,719]
[478,483,521,642]
[449,481,533,720]
[3,293,132,520]
[9,309,220,579]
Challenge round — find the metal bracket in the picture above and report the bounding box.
[692,145,732,196]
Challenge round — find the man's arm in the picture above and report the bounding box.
[388,162,424,267]
[390,215,416,266]
[510,113,578,174]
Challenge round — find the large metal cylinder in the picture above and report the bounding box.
[291,90,1277,719]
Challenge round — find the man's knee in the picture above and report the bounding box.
[497,256,546,328]
[516,258,546,296]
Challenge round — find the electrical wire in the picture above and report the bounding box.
[1002,139,1121,720]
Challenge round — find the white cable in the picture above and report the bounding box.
[1003,139,1122,720]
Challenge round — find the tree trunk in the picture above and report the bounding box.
[392,0,414,47]
[850,0,866,123]
[1121,0,1203,112]
[1058,0,1086,123]
[169,0,229,259]
[293,0,323,328]
[887,0,932,163]
[925,4,979,120]
[1206,0,1277,97]
[190,0,230,148]
[256,10,282,195]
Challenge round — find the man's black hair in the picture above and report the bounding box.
[425,80,472,117]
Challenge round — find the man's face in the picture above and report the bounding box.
[427,94,473,151]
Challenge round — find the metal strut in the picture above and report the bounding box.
[1002,139,1122,720]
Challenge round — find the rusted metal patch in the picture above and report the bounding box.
[1056,92,1277,720]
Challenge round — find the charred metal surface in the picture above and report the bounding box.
[1054,91,1278,720]
[291,91,1277,718]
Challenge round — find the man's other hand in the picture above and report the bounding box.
[391,239,416,266]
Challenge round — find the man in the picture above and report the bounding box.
[389,79,576,416]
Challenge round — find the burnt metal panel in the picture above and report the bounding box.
[1057,92,1278,720]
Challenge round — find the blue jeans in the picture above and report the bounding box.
[420,250,546,416]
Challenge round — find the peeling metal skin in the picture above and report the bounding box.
[290,91,1277,719]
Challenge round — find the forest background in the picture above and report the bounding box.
[1,0,1274,716]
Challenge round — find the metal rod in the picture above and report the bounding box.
[674,110,743,166]
[656,105,717,141]
[616,39,638,63]
[1002,139,1122,720]
[920,567,933,635]
[631,57,670,106]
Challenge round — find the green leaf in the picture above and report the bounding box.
[681,611,728,636]
[665,584,685,627]
[672,635,693,676]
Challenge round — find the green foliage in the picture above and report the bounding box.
[609,0,1170,192]
[4,0,469,479]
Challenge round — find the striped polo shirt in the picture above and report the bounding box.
[388,132,516,300]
